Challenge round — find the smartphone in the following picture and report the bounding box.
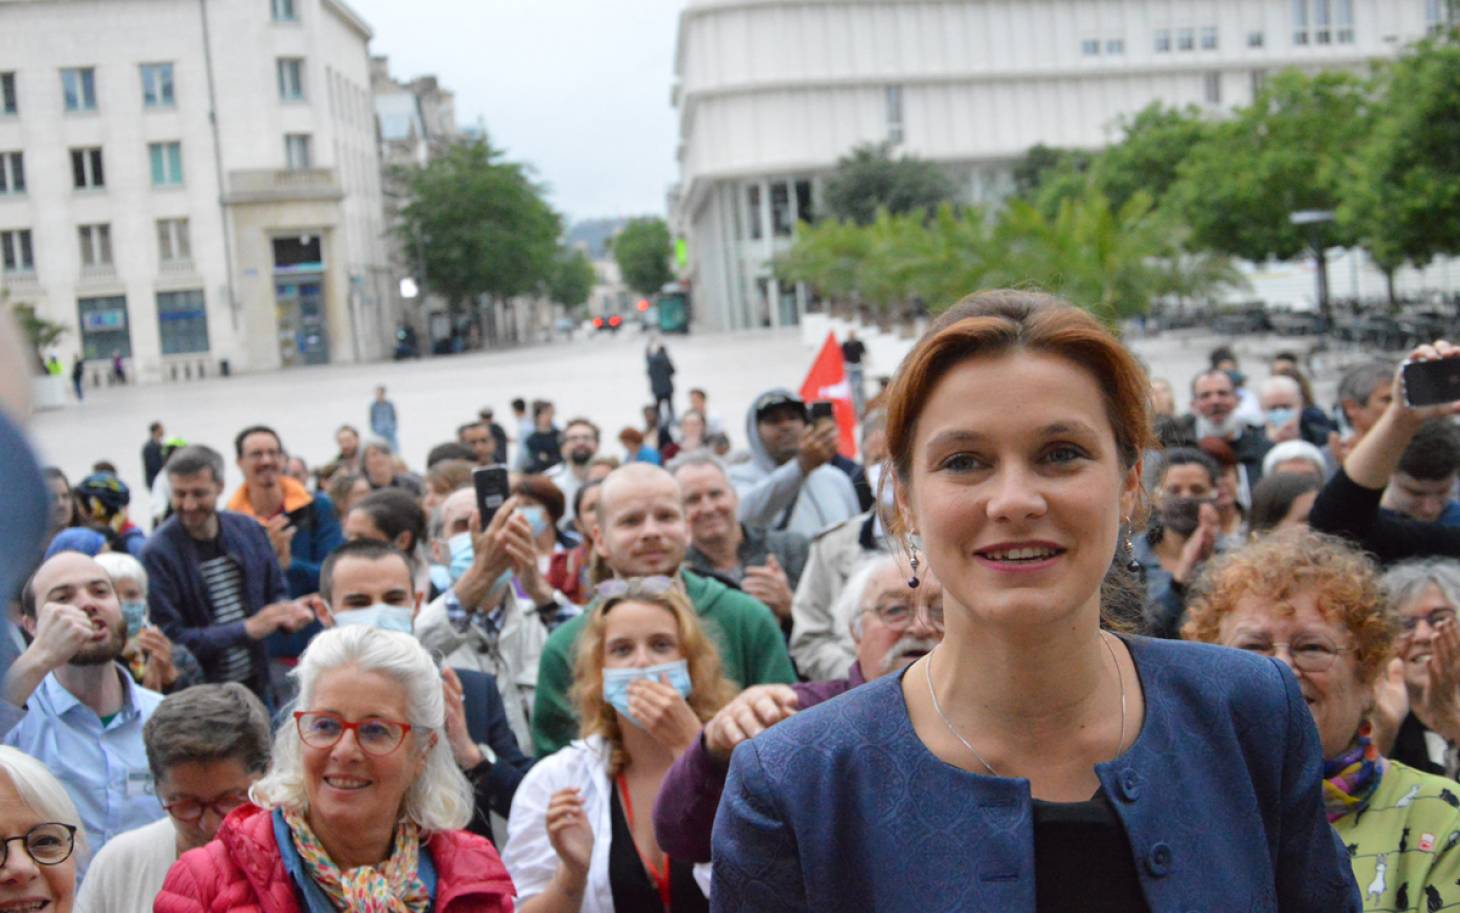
[122,601,147,640]
[472,465,510,528]
[809,400,835,423]
[1402,358,1460,407]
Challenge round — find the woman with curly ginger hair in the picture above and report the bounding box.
[503,578,736,912]
[1185,529,1460,912]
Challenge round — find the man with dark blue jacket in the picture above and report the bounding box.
[140,445,314,707]
[315,539,532,845]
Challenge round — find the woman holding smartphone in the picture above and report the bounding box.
[710,290,1359,912]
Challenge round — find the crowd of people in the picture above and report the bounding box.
[6,288,1460,911]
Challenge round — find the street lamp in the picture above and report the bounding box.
[1290,209,1335,324]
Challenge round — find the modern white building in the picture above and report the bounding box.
[0,0,393,385]
[672,0,1454,332]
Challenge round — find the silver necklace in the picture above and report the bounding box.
[923,632,1128,778]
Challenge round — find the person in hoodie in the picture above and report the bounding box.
[729,389,861,540]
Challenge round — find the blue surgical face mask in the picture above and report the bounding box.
[121,600,148,639]
[429,563,453,592]
[333,603,414,634]
[447,532,474,583]
[602,660,693,728]
[1266,407,1298,429]
[519,506,549,539]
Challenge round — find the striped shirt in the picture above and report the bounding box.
[197,547,254,684]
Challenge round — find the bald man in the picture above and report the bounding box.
[4,552,166,862]
[530,463,796,755]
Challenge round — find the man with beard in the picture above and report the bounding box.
[673,452,808,629]
[3,552,167,860]
[458,420,499,466]
[1184,368,1271,504]
[141,445,314,706]
[530,462,797,754]
[544,418,600,533]
[652,555,943,862]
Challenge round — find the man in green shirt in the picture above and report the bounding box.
[531,463,795,755]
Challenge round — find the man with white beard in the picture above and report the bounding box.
[1187,368,1272,505]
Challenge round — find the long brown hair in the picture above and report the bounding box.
[882,289,1156,629]
[570,586,738,775]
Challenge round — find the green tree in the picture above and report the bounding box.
[1011,144,1092,200]
[1170,70,1367,282]
[773,219,871,310]
[396,140,561,313]
[545,246,596,312]
[6,297,67,374]
[1092,104,1214,212]
[612,218,673,297]
[822,143,958,225]
[1340,38,1460,305]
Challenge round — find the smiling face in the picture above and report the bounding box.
[168,469,223,541]
[897,351,1137,631]
[676,462,738,546]
[0,771,75,912]
[300,666,426,854]
[593,468,688,577]
[238,431,283,491]
[27,553,125,665]
[1218,589,1367,759]
[1396,583,1459,699]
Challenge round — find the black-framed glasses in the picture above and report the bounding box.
[0,823,77,868]
[1401,607,1457,634]
[595,576,675,602]
[294,711,413,756]
[1231,638,1351,673]
[162,791,251,823]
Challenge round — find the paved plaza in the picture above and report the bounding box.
[25,322,1362,519]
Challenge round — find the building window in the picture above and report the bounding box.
[885,85,904,144]
[156,289,209,354]
[140,63,175,108]
[285,133,312,169]
[1154,29,1171,52]
[1251,69,1269,98]
[1335,0,1355,42]
[795,179,814,225]
[1081,38,1101,56]
[1248,31,1266,48]
[149,142,183,186]
[1201,26,1219,49]
[747,184,763,240]
[271,0,296,21]
[78,224,112,268]
[1204,72,1223,105]
[0,229,33,274]
[77,295,131,360]
[1291,0,1350,44]
[70,147,104,189]
[1177,28,1195,51]
[61,67,97,112]
[277,58,305,101]
[771,182,793,238]
[1106,38,1125,55]
[1,73,15,115]
[0,152,23,194]
[1428,0,1454,34]
[157,218,191,263]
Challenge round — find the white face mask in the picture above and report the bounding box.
[333,603,414,635]
[866,463,895,511]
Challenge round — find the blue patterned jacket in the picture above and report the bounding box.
[710,635,1360,913]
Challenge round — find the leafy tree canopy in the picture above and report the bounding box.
[822,143,958,225]
[612,218,674,297]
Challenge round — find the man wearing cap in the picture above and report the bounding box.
[729,387,861,539]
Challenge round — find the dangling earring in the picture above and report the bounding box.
[907,549,921,590]
[1123,519,1141,574]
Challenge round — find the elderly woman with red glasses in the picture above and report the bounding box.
[155,625,514,913]
[503,577,737,913]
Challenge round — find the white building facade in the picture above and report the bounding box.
[0,0,392,385]
[672,0,1453,332]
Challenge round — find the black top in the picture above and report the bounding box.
[608,781,707,913]
[1033,788,1151,913]
[841,339,866,364]
[1309,467,1460,565]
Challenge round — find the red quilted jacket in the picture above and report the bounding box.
[153,804,515,913]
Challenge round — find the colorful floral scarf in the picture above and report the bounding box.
[1322,730,1386,823]
[283,806,430,913]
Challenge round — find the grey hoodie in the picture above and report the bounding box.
[728,386,861,538]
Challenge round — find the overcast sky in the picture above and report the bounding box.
[347,0,686,226]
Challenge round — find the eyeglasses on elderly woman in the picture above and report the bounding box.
[293,710,413,756]
[0,822,77,868]
[1223,635,1351,673]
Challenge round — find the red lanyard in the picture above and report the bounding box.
[616,773,673,912]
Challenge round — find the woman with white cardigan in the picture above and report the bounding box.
[504,578,736,912]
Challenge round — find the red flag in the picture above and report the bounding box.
[800,332,857,457]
